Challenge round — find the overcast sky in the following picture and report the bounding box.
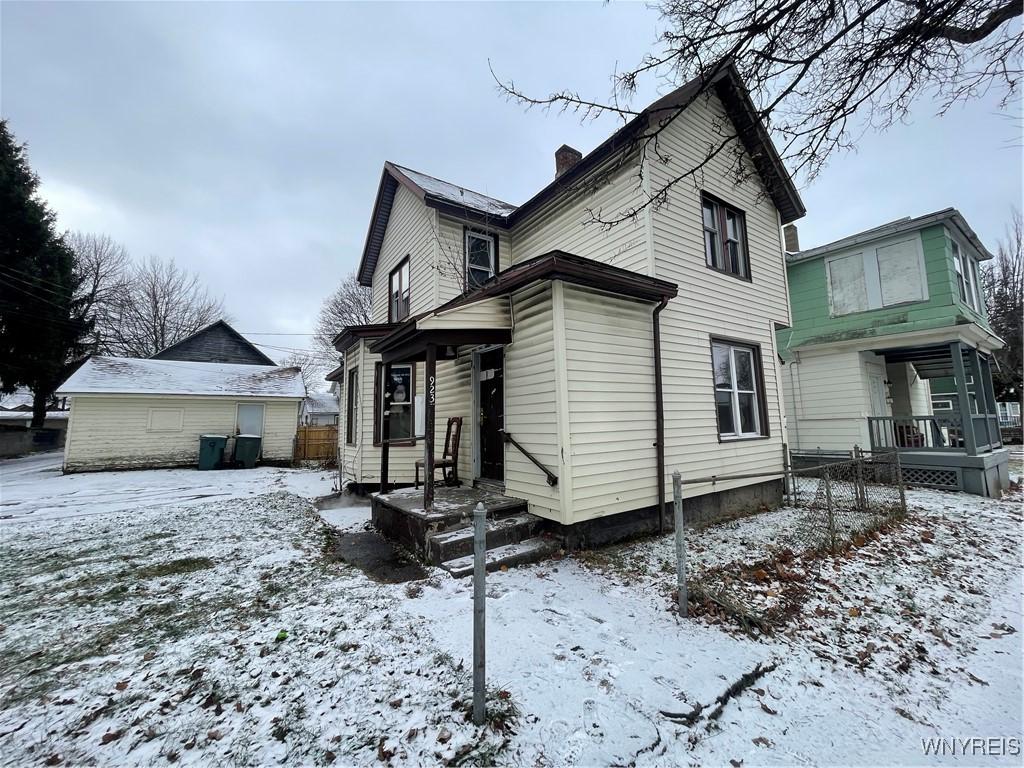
[3,2,1021,366]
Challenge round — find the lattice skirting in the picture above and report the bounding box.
[902,465,962,490]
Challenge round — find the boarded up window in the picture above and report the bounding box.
[827,253,868,315]
[876,239,924,306]
[147,408,184,432]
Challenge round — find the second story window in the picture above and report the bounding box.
[825,237,927,316]
[465,230,496,290]
[389,257,410,322]
[952,240,980,311]
[702,194,749,279]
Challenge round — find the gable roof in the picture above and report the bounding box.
[151,320,277,366]
[59,357,305,399]
[357,62,804,286]
[788,208,995,265]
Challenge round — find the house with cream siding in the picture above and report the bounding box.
[777,209,1010,497]
[57,357,304,472]
[335,63,806,550]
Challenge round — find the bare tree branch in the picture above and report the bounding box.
[493,0,1023,226]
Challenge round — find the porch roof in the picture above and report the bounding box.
[370,249,679,363]
[872,341,993,379]
[331,322,400,353]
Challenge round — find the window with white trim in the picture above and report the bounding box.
[712,341,765,438]
[465,230,496,289]
[389,257,410,322]
[951,239,981,311]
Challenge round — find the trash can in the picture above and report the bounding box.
[198,434,228,470]
[233,434,262,469]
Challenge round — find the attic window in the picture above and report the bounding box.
[702,194,749,279]
[465,230,496,290]
[389,257,410,322]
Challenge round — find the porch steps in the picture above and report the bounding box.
[426,512,543,565]
[439,536,561,578]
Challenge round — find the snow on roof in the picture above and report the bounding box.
[0,410,68,421]
[392,164,517,218]
[58,357,306,399]
[0,388,34,410]
[304,392,339,414]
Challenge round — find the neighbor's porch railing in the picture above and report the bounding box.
[867,415,965,452]
[868,414,1003,454]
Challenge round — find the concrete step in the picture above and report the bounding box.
[439,536,560,578]
[425,513,544,566]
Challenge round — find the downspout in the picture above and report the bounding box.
[653,297,669,533]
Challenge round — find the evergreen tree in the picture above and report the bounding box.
[0,120,92,427]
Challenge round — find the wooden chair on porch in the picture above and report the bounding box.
[415,416,462,489]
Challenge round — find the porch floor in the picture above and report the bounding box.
[370,485,544,565]
[373,485,527,525]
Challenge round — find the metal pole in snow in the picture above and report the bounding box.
[472,501,486,725]
[672,470,687,618]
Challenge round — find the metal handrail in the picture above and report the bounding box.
[500,430,558,486]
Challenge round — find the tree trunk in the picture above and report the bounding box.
[31,389,48,429]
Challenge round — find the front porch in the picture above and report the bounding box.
[864,340,1009,495]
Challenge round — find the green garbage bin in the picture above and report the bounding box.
[233,434,262,469]
[198,434,227,470]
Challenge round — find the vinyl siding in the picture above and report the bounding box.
[503,283,561,520]
[563,285,657,521]
[509,158,649,273]
[63,395,299,472]
[370,184,435,324]
[648,92,790,498]
[417,297,511,330]
[781,349,873,451]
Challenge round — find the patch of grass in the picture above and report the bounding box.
[136,557,215,579]
[142,531,177,542]
[68,582,133,606]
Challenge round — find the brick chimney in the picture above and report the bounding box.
[555,144,583,178]
[783,223,800,253]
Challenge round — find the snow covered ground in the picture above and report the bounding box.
[0,452,337,524]
[0,456,1020,766]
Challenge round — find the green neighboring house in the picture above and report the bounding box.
[777,208,1009,497]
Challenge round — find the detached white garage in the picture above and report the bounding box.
[58,357,305,472]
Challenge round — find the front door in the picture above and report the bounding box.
[477,348,504,482]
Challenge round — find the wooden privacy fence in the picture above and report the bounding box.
[294,425,338,464]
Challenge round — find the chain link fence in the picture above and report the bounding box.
[787,448,907,553]
[682,448,908,633]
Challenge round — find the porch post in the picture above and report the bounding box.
[966,346,991,450]
[980,355,1002,448]
[424,344,437,511]
[950,341,978,456]
[380,362,391,493]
